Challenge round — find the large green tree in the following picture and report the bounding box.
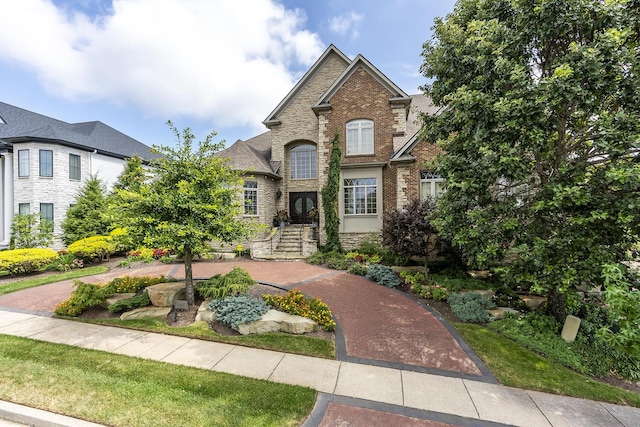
[61,176,110,246]
[421,0,640,320]
[111,122,257,305]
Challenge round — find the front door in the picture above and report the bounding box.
[289,192,317,224]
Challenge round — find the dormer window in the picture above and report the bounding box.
[346,119,374,155]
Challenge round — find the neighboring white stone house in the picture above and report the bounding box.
[0,101,154,249]
[218,45,443,255]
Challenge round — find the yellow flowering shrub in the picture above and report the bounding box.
[263,289,336,331]
[68,235,115,262]
[0,248,58,275]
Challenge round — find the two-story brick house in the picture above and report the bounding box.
[219,45,442,255]
[0,102,154,248]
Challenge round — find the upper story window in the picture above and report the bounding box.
[290,144,317,179]
[69,154,81,180]
[346,119,374,155]
[344,178,377,215]
[420,171,445,200]
[39,149,53,177]
[18,149,29,177]
[243,181,258,216]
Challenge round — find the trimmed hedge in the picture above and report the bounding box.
[0,248,58,275]
[68,235,115,262]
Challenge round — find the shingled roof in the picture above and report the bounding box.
[215,131,280,179]
[0,101,154,160]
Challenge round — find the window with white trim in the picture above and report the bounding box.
[290,144,317,179]
[344,178,377,214]
[346,119,374,155]
[18,203,30,215]
[40,203,54,229]
[420,171,445,200]
[243,181,258,216]
[39,150,53,177]
[18,149,29,177]
[69,154,81,180]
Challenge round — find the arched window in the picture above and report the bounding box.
[346,119,374,155]
[290,144,317,179]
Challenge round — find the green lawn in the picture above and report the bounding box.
[0,334,315,427]
[80,317,336,359]
[455,323,640,407]
[0,266,109,296]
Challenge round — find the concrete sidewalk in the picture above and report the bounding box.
[1,309,638,427]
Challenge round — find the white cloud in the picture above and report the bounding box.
[328,11,363,39]
[0,0,325,127]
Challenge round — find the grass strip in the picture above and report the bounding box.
[78,317,335,359]
[455,323,640,407]
[0,334,315,427]
[0,266,109,296]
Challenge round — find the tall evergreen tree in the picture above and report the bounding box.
[320,132,342,252]
[61,176,109,246]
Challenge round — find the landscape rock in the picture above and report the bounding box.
[488,307,520,320]
[237,309,316,335]
[468,270,492,279]
[101,293,136,309]
[519,295,546,310]
[195,299,215,322]
[146,282,186,307]
[120,306,171,320]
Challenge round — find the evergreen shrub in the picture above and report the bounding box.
[366,264,401,288]
[208,295,269,330]
[196,267,255,299]
[448,292,496,323]
[68,235,115,262]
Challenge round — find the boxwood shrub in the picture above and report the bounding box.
[68,235,115,262]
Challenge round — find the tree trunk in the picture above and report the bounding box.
[184,246,195,306]
[424,251,430,282]
[546,288,567,324]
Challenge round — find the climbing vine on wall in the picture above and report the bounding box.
[321,131,342,252]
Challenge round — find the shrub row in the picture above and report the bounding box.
[0,248,58,275]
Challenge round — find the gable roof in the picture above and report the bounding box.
[313,54,411,111]
[263,44,351,127]
[0,101,154,160]
[215,131,280,179]
[391,94,442,161]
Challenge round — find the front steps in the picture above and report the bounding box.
[252,225,316,261]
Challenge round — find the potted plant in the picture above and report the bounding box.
[275,210,289,227]
[308,207,319,226]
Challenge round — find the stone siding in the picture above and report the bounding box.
[12,142,110,247]
[339,232,382,251]
[396,141,443,208]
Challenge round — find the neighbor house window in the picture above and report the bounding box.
[243,181,258,216]
[344,178,377,214]
[18,203,30,215]
[290,144,317,179]
[420,171,445,200]
[346,119,374,155]
[39,150,53,177]
[40,203,54,229]
[18,149,29,177]
[69,154,81,180]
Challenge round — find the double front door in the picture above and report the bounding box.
[289,192,317,224]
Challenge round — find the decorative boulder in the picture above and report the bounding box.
[146,282,186,307]
[120,306,171,320]
[195,299,216,322]
[237,309,315,335]
[101,293,136,309]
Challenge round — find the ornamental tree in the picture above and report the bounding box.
[110,122,258,305]
[383,198,438,279]
[421,0,640,321]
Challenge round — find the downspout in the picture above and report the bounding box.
[89,149,97,175]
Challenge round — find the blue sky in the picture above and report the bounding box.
[1,0,456,148]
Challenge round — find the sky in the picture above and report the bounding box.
[0,0,457,148]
